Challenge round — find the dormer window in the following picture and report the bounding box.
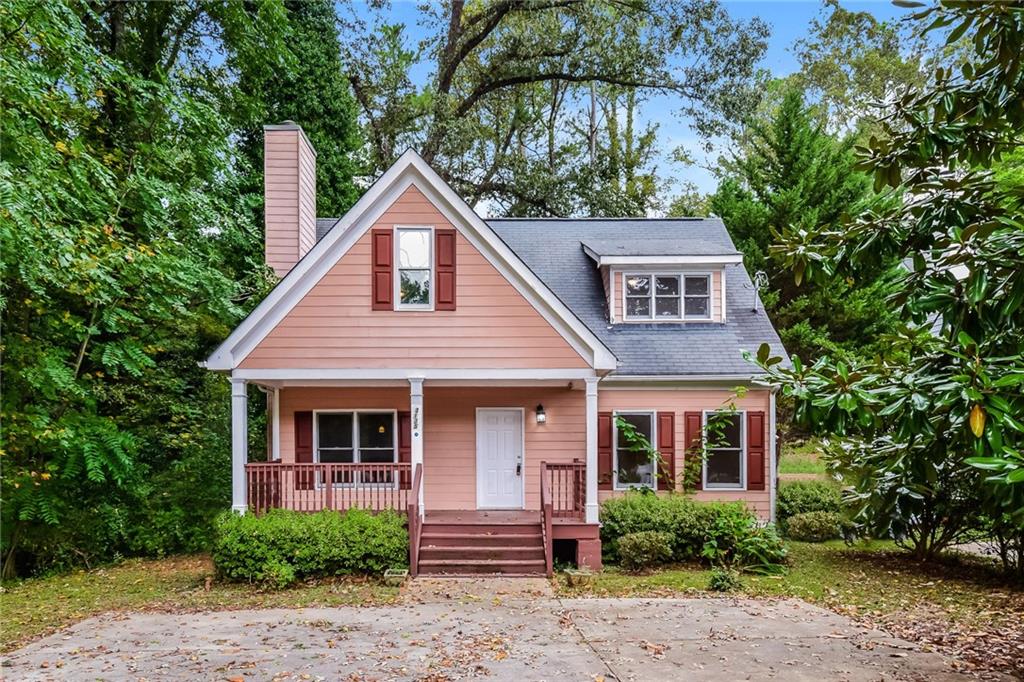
[396,227,432,309]
[624,273,711,321]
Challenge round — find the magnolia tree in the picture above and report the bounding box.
[750,1,1023,568]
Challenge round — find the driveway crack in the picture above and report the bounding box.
[555,596,622,682]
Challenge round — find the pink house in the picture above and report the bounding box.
[205,123,787,576]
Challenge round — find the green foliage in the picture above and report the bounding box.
[0,0,292,577]
[342,1,769,216]
[617,531,674,572]
[712,86,901,364]
[600,493,786,574]
[753,2,1024,563]
[707,567,742,592]
[212,509,408,587]
[785,512,847,543]
[238,0,361,218]
[777,481,843,529]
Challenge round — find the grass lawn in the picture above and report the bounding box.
[778,438,828,477]
[0,555,398,653]
[557,541,1024,676]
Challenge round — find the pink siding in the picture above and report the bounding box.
[598,388,772,517]
[265,128,316,277]
[611,270,724,323]
[277,385,586,511]
[276,385,771,519]
[242,186,589,369]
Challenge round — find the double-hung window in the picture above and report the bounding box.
[396,227,432,308]
[624,273,711,320]
[613,412,656,490]
[315,411,396,486]
[703,411,744,489]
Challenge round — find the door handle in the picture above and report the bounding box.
[516,463,522,476]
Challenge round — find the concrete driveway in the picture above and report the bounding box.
[2,583,994,681]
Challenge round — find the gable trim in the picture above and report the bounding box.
[206,150,617,371]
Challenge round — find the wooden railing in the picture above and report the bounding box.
[246,462,414,515]
[407,463,423,577]
[544,459,586,521]
[540,461,554,577]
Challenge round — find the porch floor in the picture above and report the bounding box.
[424,509,590,525]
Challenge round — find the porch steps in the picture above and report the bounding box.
[418,518,546,576]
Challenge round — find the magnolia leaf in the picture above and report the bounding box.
[969,404,986,438]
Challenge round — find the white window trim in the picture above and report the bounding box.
[620,271,714,322]
[394,225,434,311]
[312,409,399,488]
[701,409,746,490]
[612,410,658,491]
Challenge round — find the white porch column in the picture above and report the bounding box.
[409,376,425,512]
[585,377,600,524]
[230,377,249,514]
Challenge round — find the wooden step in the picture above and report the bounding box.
[419,545,546,561]
[421,523,541,535]
[418,558,547,575]
[420,532,544,548]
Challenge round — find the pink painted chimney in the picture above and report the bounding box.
[263,121,317,277]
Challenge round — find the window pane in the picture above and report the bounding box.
[616,413,653,449]
[685,276,709,296]
[320,448,354,463]
[626,296,651,318]
[625,275,650,296]
[359,448,395,464]
[359,413,394,449]
[398,229,430,268]
[684,296,708,318]
[617,450,655,486]
[655,276,679,296]
[400,269,430,304]
[655,297,680,317]
[718,414,742,448]
[318,413,352,448]
[706,449,741,485]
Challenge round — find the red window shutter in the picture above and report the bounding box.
[657,412,676,492]
[435,228,456,310]
[371,228,393,310]
[598,411,613,490]
[294,411,314,490]
[746,411,766,491]
[398,411,412,488]
[683,411,703,491]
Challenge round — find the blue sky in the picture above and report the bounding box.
[355,1,914,200]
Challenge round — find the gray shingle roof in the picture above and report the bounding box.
[488,218,788,377]
[315,215,787,377]
[582,237,740,258]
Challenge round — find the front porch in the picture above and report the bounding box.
[229,374,603,576]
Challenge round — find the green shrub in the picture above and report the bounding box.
[617,531,673,572]
[707,567,742,592]
[785,511,846,542]
[777,481,842,530]
[212,508,408,587]
[600,493,786,573]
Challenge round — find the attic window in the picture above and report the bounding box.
[624,273,711,321]
[396,227,432,309]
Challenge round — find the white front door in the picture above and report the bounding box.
[476,408,524,509]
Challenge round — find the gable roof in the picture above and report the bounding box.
[488,218,788,377]
[205,151,617,371]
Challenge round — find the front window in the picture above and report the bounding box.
[397,227,432,308]
[614,412,656,489]
[624,273,711,320]
[703,412,744,489]
[316,412,396,485]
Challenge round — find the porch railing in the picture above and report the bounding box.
[246,462,414,515]
[544,459,586,521]
[407,463,423,577]
[540,462,554,577]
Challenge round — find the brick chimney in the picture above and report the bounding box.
[264,122,317,277]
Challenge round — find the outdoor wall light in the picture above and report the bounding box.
[535,404,547,424]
